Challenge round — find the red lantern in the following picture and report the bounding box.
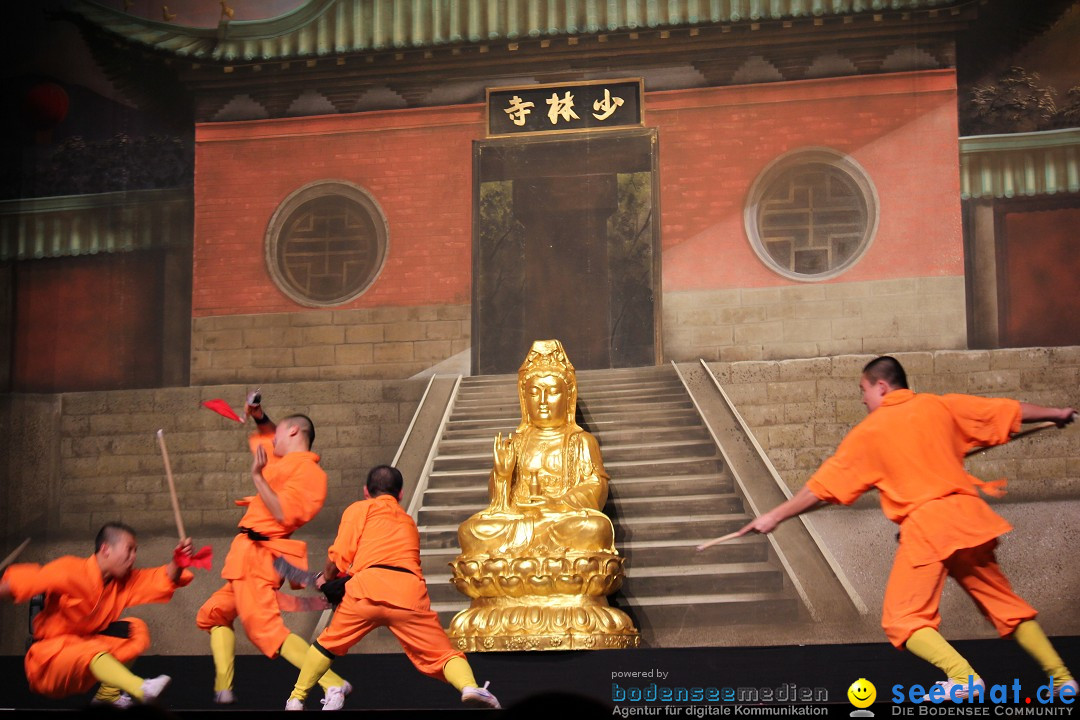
[23,82,70,132]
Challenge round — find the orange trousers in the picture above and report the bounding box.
[196,576,290,658]
[882,539,1037,649]
[317,597,462,680]
[25,617,151,698]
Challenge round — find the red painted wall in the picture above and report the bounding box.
[1001,207,1080,347]
[194,105,484,317]
[193,70,961,317]
[655,70,963,291]
[14,252,164,392]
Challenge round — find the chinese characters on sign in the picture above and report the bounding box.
[488,79,643,137]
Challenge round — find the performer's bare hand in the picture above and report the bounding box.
[252,445,268,477]
[245,388,263,419]
[737,511,782,537]
[175,537,193,558]
[1054,408,1077,427]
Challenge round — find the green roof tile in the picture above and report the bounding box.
[69,0,966,63]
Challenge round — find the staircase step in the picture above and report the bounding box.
[423,562,784,604]
[430,438,719,471]
[418,493,745,526]
[420,474,735,505]
[453,382,687,406]
[448,398,697,422]
[424,459,729,490]
[438,424,711,451]
[418,536,772,577]
[419,514,748,549]
[443,412,705,438]
[614,592,802,628]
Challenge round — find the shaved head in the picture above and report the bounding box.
[94,522,136,554]
[862,356,908,391]
[282,414,315,449]
[366,465,403,498]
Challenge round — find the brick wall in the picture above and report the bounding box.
[664,276,966,362]
[710,347,1080,501]
[190,303,469,385]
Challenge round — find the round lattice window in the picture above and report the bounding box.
[265,181,388,307]
[745,149,878,281]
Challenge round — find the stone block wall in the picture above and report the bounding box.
[1,378,426,545]
[709,347,1080,501]
[0,378,428,655]
[190,304,470,385]
[664,276,966,363]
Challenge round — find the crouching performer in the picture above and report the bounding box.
[286,465,500,711]
[0,523,195,707]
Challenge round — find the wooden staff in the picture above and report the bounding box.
[696,531,742,551]
[0,538,30,574]
[156,429,186,541]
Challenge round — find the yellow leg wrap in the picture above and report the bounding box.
[89,652,144,700]
[92,684,124,704]
[288,644,334,702]
[209,626,236,693]
[279,634,348,691]
[442,656,478,692]
[1013,620,1075,686]
[906,628,979,683]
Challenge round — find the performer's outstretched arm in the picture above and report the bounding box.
[1019,403,1076,427]
[735,485,823,536]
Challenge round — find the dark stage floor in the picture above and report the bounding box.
[3,637,1077,717]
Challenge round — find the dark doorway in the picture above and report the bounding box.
[472,129,660,375]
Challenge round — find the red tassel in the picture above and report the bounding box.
[275,592,330,613]
[201,399,242,423]
[974,477,1009,499]
[174,545,214,570]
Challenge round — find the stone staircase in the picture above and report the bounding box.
[415,365,802,646]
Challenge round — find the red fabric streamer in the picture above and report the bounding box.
[174,545,214,570]
[201,399,242,423]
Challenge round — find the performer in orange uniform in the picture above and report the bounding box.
[732,356,1077,703]
[0,522,193,706]
[285,465,500,711]
[196,399,350,704]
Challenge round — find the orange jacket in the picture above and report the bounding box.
[222,435,327,578]
[4,555,192,640]
[328,494,429,609]
[807,389,1020,566]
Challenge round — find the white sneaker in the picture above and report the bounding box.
[1053,680,1079,701]
[922,677,985,703]
[140,674,172,703]
[461,681,501,709]
[214,689,235,704]
[286,698,304,710]
[321,684,347,711]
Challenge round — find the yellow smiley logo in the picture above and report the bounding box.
[847,678,876,708]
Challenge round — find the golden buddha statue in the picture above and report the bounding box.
[449,339,639,651]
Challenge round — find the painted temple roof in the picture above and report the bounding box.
[68,0,974,63]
